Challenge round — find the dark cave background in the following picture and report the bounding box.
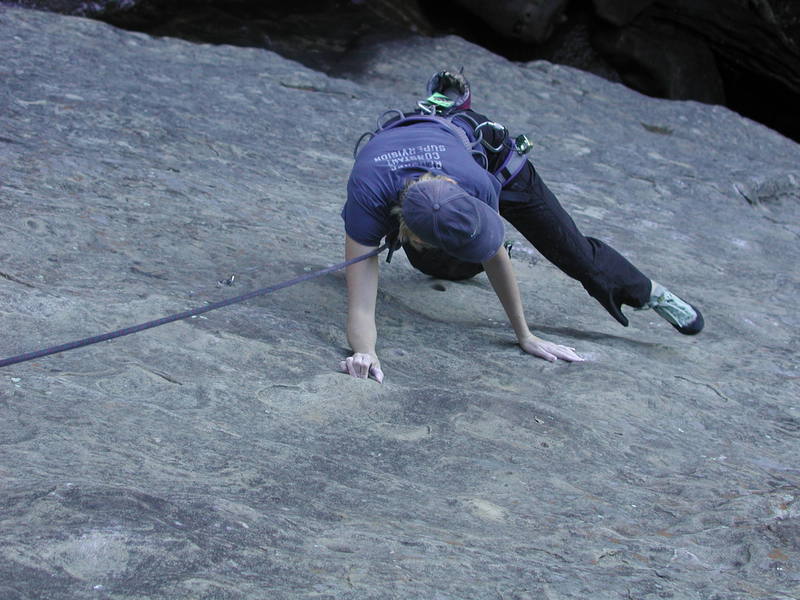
[5,0,800,143]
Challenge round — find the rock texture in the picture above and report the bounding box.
[6,0,800,142]
[590,0,800,140]
[450,0,571,44]
[2,6,800,599]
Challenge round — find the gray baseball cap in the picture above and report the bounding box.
[402,178,504,264]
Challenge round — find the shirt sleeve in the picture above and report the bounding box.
[341,175,393,247]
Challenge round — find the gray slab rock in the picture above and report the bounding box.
[1,6,799,600]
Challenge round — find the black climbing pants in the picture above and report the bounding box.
[403,162,652,326]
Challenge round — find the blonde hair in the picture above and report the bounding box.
[391,173,455,249]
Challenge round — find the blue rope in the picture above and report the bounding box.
[0,244,387,368]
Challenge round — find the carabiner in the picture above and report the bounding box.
[474,121,508,153]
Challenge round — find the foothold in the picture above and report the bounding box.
[432,283,446,291]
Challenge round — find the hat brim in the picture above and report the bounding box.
[441,200,505,264]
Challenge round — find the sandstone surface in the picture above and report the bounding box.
[1,6,799,599]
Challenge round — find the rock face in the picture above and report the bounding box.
[591,0,655,26]
[6,0,800,142]
[2,5,800,599]
[591,0,800,140]
[450,0,571,44]
[590,5,729,104]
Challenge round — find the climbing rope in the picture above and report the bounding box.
[0,244,387,368]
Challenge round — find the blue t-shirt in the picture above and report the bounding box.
[342,121,501,247]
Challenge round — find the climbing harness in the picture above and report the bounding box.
[353,100,533,188]
[426,69,472,112]
[421,92,455,112]
[352,103,532,268]
[350,69,533,273]
[0,244,388,369]
[353,106,487,168]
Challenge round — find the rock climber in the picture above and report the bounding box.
[340,69,703,382]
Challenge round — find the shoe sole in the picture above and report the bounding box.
[670,303,704,335]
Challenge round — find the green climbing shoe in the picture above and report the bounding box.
[648,288,704,335]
